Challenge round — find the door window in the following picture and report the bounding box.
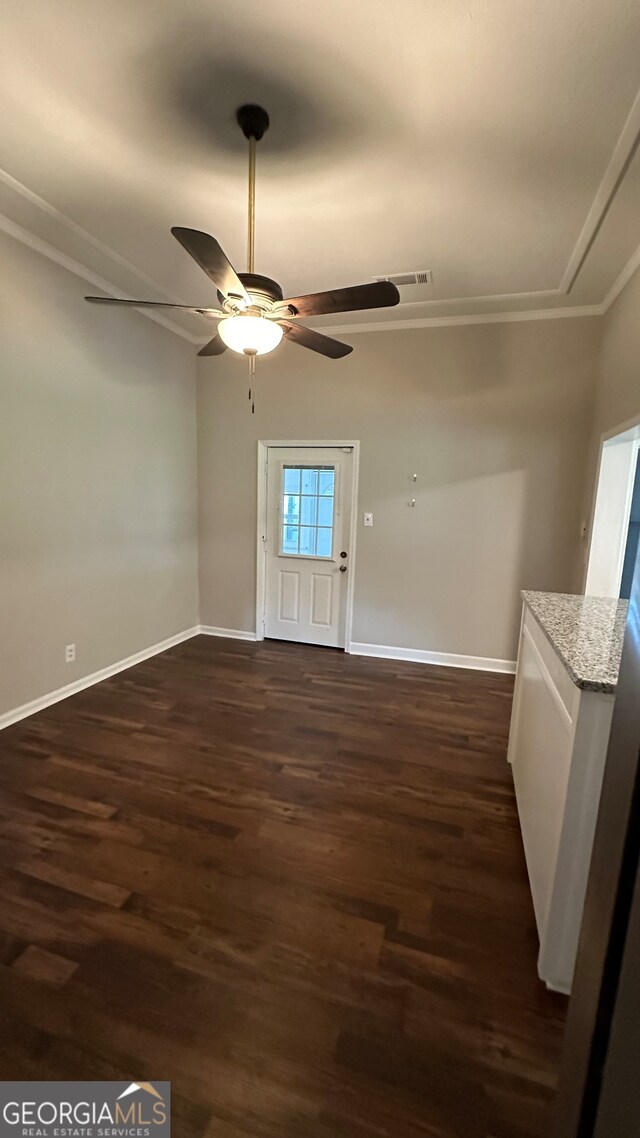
[281,465,335,558]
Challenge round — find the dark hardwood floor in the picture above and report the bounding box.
[0,636,566,1137]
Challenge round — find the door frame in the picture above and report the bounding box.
[255,440,360,649]
[584,411,640,596]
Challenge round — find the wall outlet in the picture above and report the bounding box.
[65,643,76,664]
[363,512,374,527]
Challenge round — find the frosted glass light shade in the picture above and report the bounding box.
[218,314,284,356]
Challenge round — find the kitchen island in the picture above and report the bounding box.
[508,591,627,993]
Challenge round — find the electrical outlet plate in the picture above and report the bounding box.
[65,644,76,663]
[363,513,373,527]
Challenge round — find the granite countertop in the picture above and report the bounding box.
[521,591,628,693]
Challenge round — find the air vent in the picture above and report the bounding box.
[374,269,433,287]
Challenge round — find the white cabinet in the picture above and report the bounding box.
[508,605,615,993]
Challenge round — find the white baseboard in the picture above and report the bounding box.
[198,626,257,641]
[545,977,572,996]
[0,626,200,731]
[1,626,513,731]
[348,641,516,674]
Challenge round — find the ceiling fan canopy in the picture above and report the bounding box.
[85,104,400,369]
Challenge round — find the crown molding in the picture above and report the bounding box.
[0,166,209,344]
[390,288,562,311]
[305,305,605,336]
[2,81,639,344]
[0,167,187,302]
[0,213,202,344]
[560,88,640,294]
[343,82,640,331]
[313,244,640,335]
[600,241,640,313]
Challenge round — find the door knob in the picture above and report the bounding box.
[339,564,347,573]
[340,551,348,558]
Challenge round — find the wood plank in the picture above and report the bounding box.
[0,635,565,1137]
[12,945,78,986]
[16,859,131,908]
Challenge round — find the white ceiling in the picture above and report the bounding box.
[1,0,640,341]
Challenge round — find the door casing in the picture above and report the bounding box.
[583,411,640,595]
[256,440,360,649]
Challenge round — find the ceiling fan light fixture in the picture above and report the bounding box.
[85,104,399,381]
[218,313,284,356]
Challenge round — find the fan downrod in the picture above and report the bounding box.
[236,104,270,141]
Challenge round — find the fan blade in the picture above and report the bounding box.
[85,296,224,316]
[197,334,228,357]
[171,228,251,306]
[279,320,352,359]
[279,280,399,318]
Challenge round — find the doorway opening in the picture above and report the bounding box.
[255,441,360,649]
[620,452,640,599]
[586,415,640,599]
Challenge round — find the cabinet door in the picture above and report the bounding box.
[511,627,574,939]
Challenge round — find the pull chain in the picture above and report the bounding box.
[247,351,256,414]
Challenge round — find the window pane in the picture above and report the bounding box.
[301,468,318,495]
[318,469,335,496]
[279,465,337,559]
[282,526,299,554]
[283,494,300,525]
[317,497,334,527]
[300,496,317,525]
[316,527,333,557]
[299,527,316,556]
[284,468,301,494]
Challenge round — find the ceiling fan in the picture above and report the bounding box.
[85,104,400,372]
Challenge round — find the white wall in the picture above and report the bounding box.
[0,232,199,718]
[6,233,630,705]
[197,317,600,663]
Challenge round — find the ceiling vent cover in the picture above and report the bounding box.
[374,269,433,287]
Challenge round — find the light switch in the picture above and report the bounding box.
[363,513,373,527]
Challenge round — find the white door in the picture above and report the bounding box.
[263,446,354,647]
